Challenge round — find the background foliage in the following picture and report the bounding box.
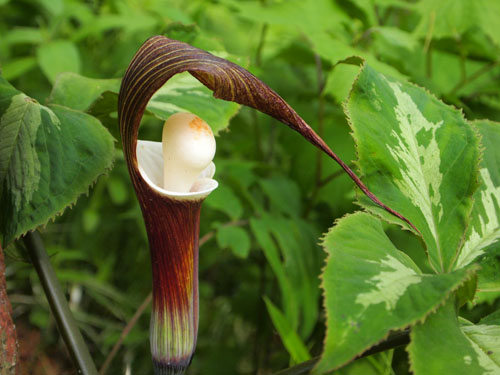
[1,0,499,374]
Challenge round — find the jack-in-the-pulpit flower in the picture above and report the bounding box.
[136,113,217,374]
[118,36,417,375]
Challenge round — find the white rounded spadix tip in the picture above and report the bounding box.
[162,113,216,192]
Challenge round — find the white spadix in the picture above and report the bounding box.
[162,113,216,192]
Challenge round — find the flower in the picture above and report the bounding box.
[134,114,217,374]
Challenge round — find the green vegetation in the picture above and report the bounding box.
[1,0,499,374]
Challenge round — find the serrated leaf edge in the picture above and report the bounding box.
[315,211,480,374]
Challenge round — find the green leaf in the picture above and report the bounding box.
[409,300,500,374]
[414,0,500,48]
[4,27,43,46]
[147,72,240,135]
[205,184,243,220]
[48,73,120,112]
[0,77,114,244]
[259,176,302,217]
[264,297,311,364]
[455,120,500,268]
[312,33,407,81]
[480,309,500,325]
[37,40,81,84]
[221,0,348,36]
[461,322,500,368]
[251,216,298,329]
[1,57,37,81]
[250,214,321,338]
[49,71,240,135]
[346,63,480,272]
[474,244,500,304]
[216,225,250,259]
[315,212,477,374]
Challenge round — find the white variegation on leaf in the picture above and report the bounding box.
[386,80,444,231]
[346,64,479,272]
[315,212,475,374]
[409,301,500,375]
[454,121,500,269]
[355,254,421,310]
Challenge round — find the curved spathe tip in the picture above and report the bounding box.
[137,140,218,201]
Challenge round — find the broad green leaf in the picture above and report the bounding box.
[37,40,81,84]
[455,121,500,268]
[48,71,240,134]
[474,245,500,304]
[371,28,499,97]
[0,77,114,244]
[312,33,407,81]
[480,309,500,326]
[205,184,243,220]
[35,0,63,15]
[72,13,158,42]
[264,297,311,364]
[346,63,480,272]
[216,225,251,259]
[259,176,302,217]
[1,57,37,81]
[344,0,413,27]
[221,0,348,36]
[324,64,360,104]
[315,212,477,374]
[461,323,500,367]
[4,27,43,46]
[147,72,240,135]
[414,0,500,48]
[48,73,120,112]
[409,300,500,375]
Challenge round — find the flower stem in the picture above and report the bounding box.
[23,231,98,375]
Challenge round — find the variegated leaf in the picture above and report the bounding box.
[475,245,500,304]
[455,120,500,269]
[315,212,476,374]
[461,320,500,368]
[346,64,480,272]
[409,301,500,375]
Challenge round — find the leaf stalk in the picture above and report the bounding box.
[23,231,98,375]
